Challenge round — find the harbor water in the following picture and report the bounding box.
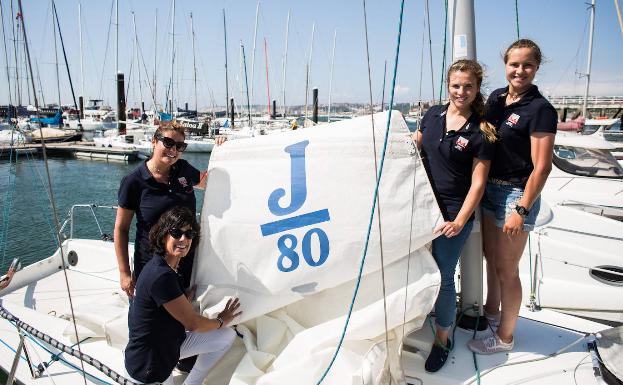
[0,151,212,272]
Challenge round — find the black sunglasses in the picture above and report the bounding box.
[155,134,188,152]
[168,228,197,240]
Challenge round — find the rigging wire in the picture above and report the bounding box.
[425,0,435,102]
[439,0,448,104]
[361,0,391,382]
[315,0,406,383]
[15,1,88,383]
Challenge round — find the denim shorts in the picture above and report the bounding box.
[480,181,541,232]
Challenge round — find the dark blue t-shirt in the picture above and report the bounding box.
[118,159,200,282]
[419,104,494,221]
[484,86,557,185]
[125,255,186,383]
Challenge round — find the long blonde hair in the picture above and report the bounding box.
[446,59,497,143]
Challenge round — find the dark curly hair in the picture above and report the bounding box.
[149,206,201,256]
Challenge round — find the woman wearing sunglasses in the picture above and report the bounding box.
[115,121,225,371]
[115,121,209,298]
[125,206,241,385]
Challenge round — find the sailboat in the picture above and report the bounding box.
[1,2,622,385]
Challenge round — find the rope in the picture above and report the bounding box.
[315,0,406,383]
[361,0,391,381]
[0,304,139,384]
[439,0,448,104]
[515,0,520,39]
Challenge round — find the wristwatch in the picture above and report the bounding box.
[515,204,530,217]
[216,316,224,329]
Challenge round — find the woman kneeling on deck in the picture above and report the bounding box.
[124,206,241,385]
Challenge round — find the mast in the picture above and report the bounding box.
[223,9,229,118]
[115,0,118,74]
[264,37,270,117]
[132,12,143,112]
[170,0,175,114]
[78,2,84,98]
[249,1,260,116]
[281,9,290,118]
[153,8,157,109]
[425,0,435,101]
[582,0,596,118]
[327,28,337,123]
[51,0,61,109]
[190,12,198,114]
[0,0,13,108]
[304,22,315,119]
[241,41,251,126]
[11,0,21,106]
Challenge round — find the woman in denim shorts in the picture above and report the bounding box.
[414,60,495,372]
[467,39,557,355]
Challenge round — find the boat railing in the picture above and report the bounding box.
[59,204,118,241]
[557,199,623,219]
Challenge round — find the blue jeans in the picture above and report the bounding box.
[431,219,474,330]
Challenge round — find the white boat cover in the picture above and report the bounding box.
[193,111,443,385]
[598,326,623,381]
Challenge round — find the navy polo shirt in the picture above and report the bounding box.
[125,255,186,383]
[118,158,200,282]
[419,104,494,221]
[485,85,557,185]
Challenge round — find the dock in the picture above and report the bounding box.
[0,142,140,161]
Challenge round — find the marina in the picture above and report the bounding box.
[1,0,623,385]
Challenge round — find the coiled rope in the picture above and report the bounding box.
[315,0,406,383]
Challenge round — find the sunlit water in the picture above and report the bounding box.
[0,151,211,272]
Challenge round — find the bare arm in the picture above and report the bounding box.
[114,207,135,297]
[435,158,490,237]
[503,132,554,234]
[163,296,242,332]
[412,131,423,150]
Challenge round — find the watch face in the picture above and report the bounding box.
[516,205,529,216]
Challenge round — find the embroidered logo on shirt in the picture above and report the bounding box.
[505,113,520,127]
[178,177,188,187]
[454,136,469,151]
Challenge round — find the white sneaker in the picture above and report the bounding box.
[485,312,501,328]
[468,333,514,355]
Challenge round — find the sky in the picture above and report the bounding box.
[1,0,622,111]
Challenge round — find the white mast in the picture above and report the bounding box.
[249,1,260,115]
[51,0,61,108]
[78,2,84,98]
[190,12,198,113]
[327,28,337,123]
[170,0,175,114]
[153,9,157,109]
[304,22,315,119]
[132,12,143,111]
[281,9,290,118]
[115,0,118,74]
[582,0,596,118]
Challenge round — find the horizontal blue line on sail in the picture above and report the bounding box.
[260,209,331,236]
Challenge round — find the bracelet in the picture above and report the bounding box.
[216,316,224,329]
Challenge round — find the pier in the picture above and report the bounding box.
[548,96,623,119]
[0,142,140,161]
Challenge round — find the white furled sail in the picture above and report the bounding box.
[194,110,443,385]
